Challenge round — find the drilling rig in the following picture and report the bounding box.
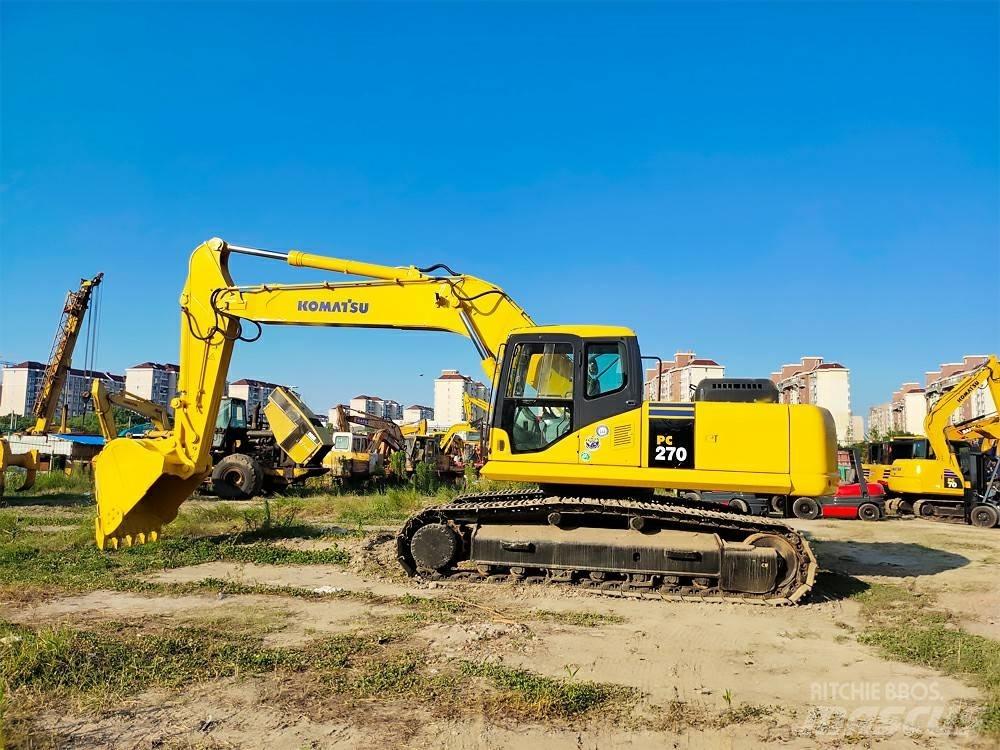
[1,273,104,495]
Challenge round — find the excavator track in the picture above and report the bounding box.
[397,489,817,605]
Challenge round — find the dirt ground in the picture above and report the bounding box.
[4,501,999,750]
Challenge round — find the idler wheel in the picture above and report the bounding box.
[410,523,460,572]
[744,532,798,589]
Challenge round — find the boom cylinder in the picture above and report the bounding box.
[223,241,425,282]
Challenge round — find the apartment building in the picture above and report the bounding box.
[867,403,893,438]
[0,361,124,419]
[434,370,489,426]
[349,395,385,418]
[404,404,434,423]
[868,382,928,437]
[643,352,724,402]
[925,355,996,424]
[771,356,861,442]
[382,399,403,421]
[125,362,180,414]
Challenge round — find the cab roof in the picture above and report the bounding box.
[514,324,637,338]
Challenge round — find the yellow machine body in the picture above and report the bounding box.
[92,238,838,549]
[323,431,375,478]
[482,400,837,496]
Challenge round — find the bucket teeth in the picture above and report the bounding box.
[97,523,162,552]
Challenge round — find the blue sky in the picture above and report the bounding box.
[1,2,997,418]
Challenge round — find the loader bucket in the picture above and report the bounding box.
[93,438,205,549]
[0,441,38,495]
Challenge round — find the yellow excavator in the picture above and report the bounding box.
[870,355,999,527]
[0,272,104,495]
[92,238,839,603]
[945,414,999,454]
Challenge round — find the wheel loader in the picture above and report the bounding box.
[92,381,332,500]
[91,238,840,604]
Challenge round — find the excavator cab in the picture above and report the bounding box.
[212,397,248,451]
[494,329,642,456]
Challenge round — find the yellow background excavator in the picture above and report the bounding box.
[92,238,839,603]
[867,355,1000,527]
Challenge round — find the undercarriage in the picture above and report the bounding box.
[397,489,817,604]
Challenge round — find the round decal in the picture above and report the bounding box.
[596,425,610,438]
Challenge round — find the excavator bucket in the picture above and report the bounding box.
[93,438,204,549]
[0,440,39,495]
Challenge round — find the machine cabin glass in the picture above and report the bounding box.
[504,341,575,452]
[495,333,642,454]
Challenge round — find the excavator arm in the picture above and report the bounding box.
[944,414,1000,452]
[90,379,172,441]
[925,355,1000,472]
[93,238,533,548]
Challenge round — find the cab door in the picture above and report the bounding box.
[576,340,642,467]
[493,335,578,464]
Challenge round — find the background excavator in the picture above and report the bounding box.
[325,404,405,481]
[0,272,104,495]
[91,238,839,604]
[864,355,999,527]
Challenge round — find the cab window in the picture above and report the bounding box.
[334,434,351,451]
[585,342,626,398]
[504,342,574,452]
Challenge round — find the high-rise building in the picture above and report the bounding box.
[404,404,434,423]
[434,370,489,426]
[0,361,123,419]
[770,357,861,442]
[868,382,927,436]
[643,352,724,402]
[125,362,180,414]
[382,399,403,421]
[349,395,385,418]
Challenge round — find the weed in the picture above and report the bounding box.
[852,582,1000,738]
[461,660,638,719]
[717,702,777,725]
[535,610,626,628]
[333,488,447,527]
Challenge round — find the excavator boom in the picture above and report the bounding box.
[93,238,532,547]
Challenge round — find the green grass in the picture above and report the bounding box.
[0,530,349,602]
[332,487,453,527]
[853,582,1000,738]
[460,660,638,719]
[3,469,93,497]
[0,618,635,746]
